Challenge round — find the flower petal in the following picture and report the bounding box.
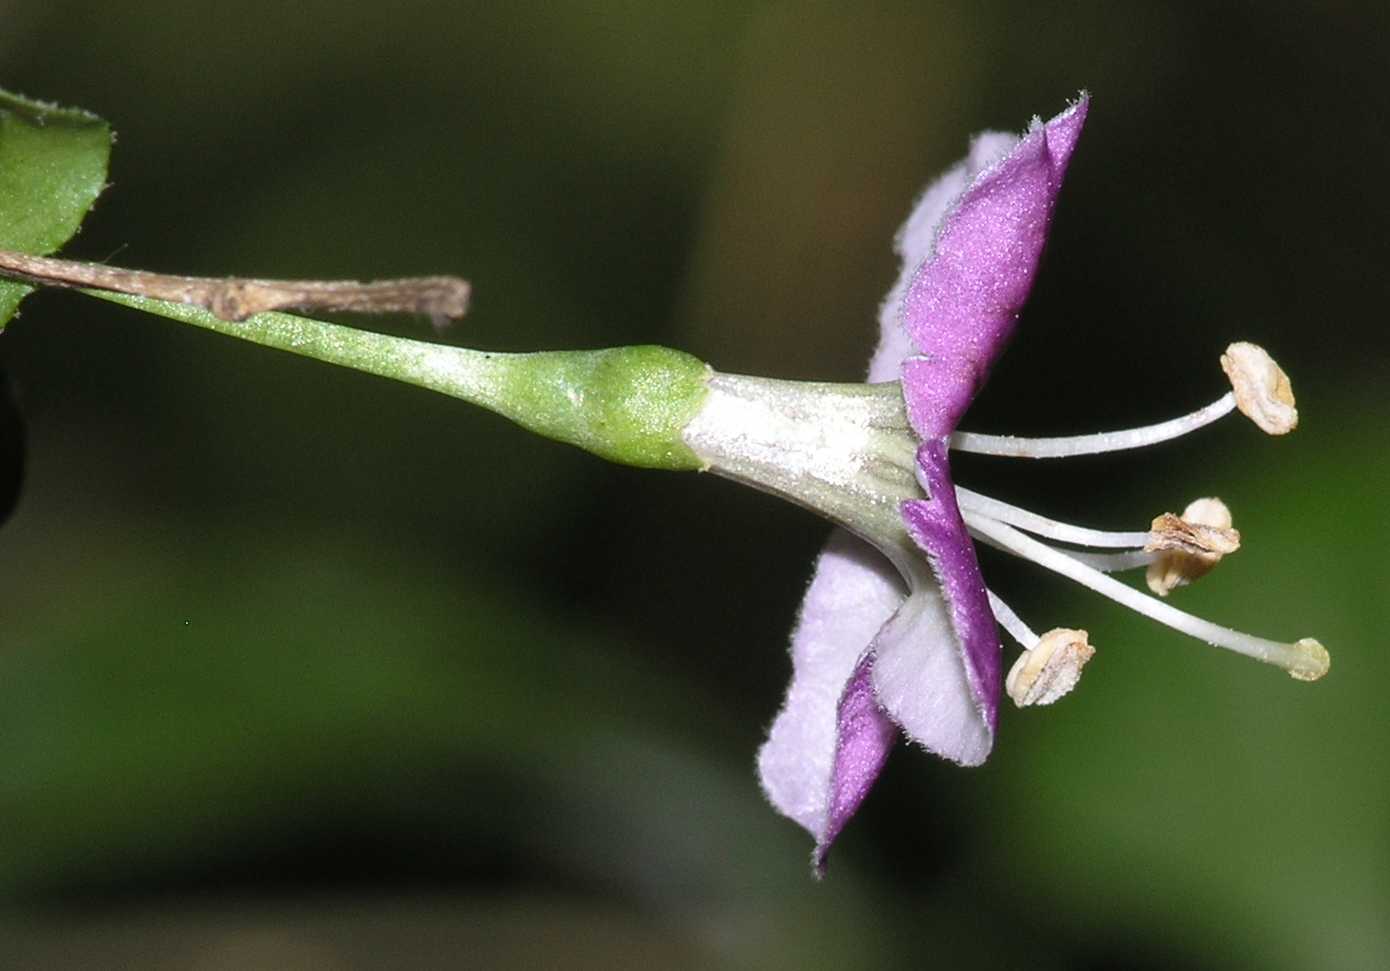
[867,573,993,766]
[900,96,1089,437]
[868,131,1021,382]
[814,652,896,873]
[870,439,999,763]
[758,529,903,840]
[901,439,1001,732]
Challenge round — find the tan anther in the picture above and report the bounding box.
[1145,497,1239,596]
[1221,342,1297,434]
[1006,628,1095,707]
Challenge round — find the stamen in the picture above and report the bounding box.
[969,525,1153,577]
[989,591,1096,707]
[1145,497,1239,597]
[951,393,1235,458]
[1063,548,1155,573]
[970,531,1154,578]
[1006,628,1095,707]
[1221,342,1297,435]
[957,487,1149,549]
[1147,507,1240,558]
[963,512,1329,681]
[987,589,1037,648]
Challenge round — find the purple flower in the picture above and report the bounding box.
[756,98,1087,867]
[680,95,1326,873]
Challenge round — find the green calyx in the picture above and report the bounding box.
[91,292,710,472]
[484,345,710,471]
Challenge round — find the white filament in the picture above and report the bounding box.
[964,512,1313,675]
[957,487,1149,549]
[987,589,1037,648]
[952,392,1236,458]
[1064,548,1155,573]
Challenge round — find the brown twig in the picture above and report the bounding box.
[0,249,470,323]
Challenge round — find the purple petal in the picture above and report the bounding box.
[900,96,1089,437]
[867,131,1022,383]
[866,577,993,766]
[758,530,903,842]
[898,439,1001,732]
[813,653,896,873]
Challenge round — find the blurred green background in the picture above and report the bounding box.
[1,2,1387,968]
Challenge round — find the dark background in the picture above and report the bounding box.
[1,2,1386,968]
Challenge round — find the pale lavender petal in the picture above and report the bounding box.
[758,529,904,840]
[867,576,992,766]
[901,439,1001,730]
[867,132,1020,383]
[813,653,896,873]
[900,96,1089,436]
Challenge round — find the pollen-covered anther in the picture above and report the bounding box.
[1221,342,1297,435]
[1145,497,1239,597]
[1005,628,1095,708]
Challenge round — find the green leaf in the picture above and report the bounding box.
[0,90,111,329]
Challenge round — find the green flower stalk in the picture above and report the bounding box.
[90,292,710,472]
